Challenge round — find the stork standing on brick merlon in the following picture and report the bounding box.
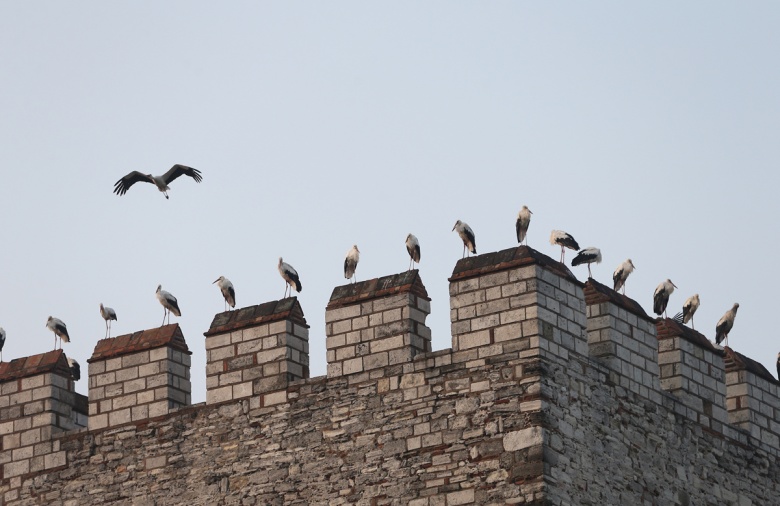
[279,258,302,298]
[515,206,532,245]
[46,316,70,349]
[452,220,476,258]
[344,245,360,283]
[673,294,700,330]
[715,303,739,347]
[549,230,579,263]
[405,233,421,271]
[113,164,202,199]
[571,247,601,278]
[156,285,181,326]
[99,303,117,339]
[0,327,5,361]
[212,276,236,311]
[776,352,779,381]
[68,357,81,382]
[612,259,635,295]
[653,279,677,318]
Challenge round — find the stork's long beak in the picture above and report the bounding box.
[212,279,220,284]
[452,224,457,231]
[672,282,678,288]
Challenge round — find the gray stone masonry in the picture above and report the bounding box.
[204,297,309,407]
[87,324,191,430]
[326,270,431,379]
[725,347,780,448]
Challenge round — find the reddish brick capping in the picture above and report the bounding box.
[584,278,653,322]
[724,346,778,384]
[88,324,191,363]
[327,270,429,310]
[656,318,723,355]
[205,297,308,337]
[448,245,580,284]
[0,349,72,382]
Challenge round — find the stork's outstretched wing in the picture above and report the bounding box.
[162,164,202,184]
[113,171,155,196]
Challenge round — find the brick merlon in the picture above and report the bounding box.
[0,349,72,382]
[584,278,653,322]
[448,245,581,284]
[724,346,778,384]
[655,318,723,355]
[204,297,308,337]
[89,323,191,363]
[327,270,429,310]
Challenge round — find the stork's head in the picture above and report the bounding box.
[733,303,740,311]
[156,284,162,293]
[452,220,462,231]
[406,233,412,242]
[278,257,283,266]
[523,205,532,214]
[353,245,360,253]
[668,279,677,289]
[627,259,635,269]
[46,316,52,326]
[213,276,224,285]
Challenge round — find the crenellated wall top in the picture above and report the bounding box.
[327,269,429,310]
[204,297,308,336]
[0,349,72,382]
[584,278,654,323]
[89,323,191,362]
[448,245,580,284]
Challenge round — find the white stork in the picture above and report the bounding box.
[653,279,677,318]
[715,303,739,347]
[452,220,476,258]
[680,294,700,330]
[113,164,202,199]
[405,234,421,271]
[0,327,5,361]
[776,352,779,381]
[516,206,532,245]
[571,247,602,278]
[212,276,236,311]
[156,285,181,326]
[549,230,579,263]
[612,259,635,295]
[344,245,360,283]
[46,316,70,350]
[278,258,302,298]
[67,357,81,382]
[99,303,117,339]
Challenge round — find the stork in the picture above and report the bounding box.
[653,279,677,318]
[515,206,532,245]
[67,357,81,382]
[212,276,236,311]
[452,220,476,258]
[0,327,5,361]
[405,233,421,271]
[344,245,360,283]
[156,285,181,326]
[776,352,779,381]
[612,259,635,295]
[99,303,117,339]
[715,303,739,347]
[549,230,579,263]
[46,316,70,350]
[571,247,602,278]
[680,294,700,330]
[113,164,202,199]
[279,258,302,298]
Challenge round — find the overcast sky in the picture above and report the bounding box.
[1,2,779,401]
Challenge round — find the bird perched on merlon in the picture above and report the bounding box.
[653,279,677,318]
[278,258,302,298]
[0,327,5,361]
[715,303,739,347]
[67,357,81,382]
[515,206,532,245]
[46,316,70,350]
[212,276,236,311]
[99,303,117,339]
[673,294,700,330]
[549,230,579,263]
[406,234,421,271]
[612,259,635,295]
[776,352,779,381]
[452,220,476,258]
[344,245,360,283]
[571,247,601,278]
[113,164,202,199]
[156,285,181,326]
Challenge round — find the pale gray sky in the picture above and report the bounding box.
[2,2,779,400]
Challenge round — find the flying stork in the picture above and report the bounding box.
[0,327,5,361]
[715,303,739,347]
[344,245,360,283]
[405,234,421,271]
[156,285,181,326]
[67,357,81,382]
[278,258,302,298]
[612,259,635,295]
[212,276,236,311]
[571,247,602,278]
[452,220,476,258]
[516,206,532,245]
[549,230,579,263]
[113,164,202,199]
[652,279,677,318]
[99,303,117,339]
[46,316,70,350]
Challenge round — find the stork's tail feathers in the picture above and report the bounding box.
[295,279,302,292]
[672,312,684,324]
